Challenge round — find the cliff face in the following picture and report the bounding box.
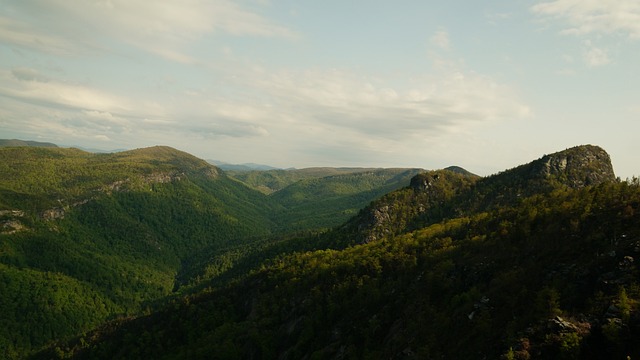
[531,145,616,188]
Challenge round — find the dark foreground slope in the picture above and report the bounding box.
[34,145,640,359]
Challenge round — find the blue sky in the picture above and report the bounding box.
[1,1,639,177]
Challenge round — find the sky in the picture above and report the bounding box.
[1,1,639,177]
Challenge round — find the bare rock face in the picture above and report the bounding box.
[357,205,393,243]
[42,208,66,220]
[0,210,27,234]
[409,173,441,191]
[1,220,25,233]
[532,145,616,188]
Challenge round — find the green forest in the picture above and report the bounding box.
[2,144,640,359]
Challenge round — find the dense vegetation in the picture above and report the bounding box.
[0,146,280,358]
[39,182,640,359]
[4,143,640,359]
[268,168,423,231]
[0,145,423,358]
[225,167,394,195]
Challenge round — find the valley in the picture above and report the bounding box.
[1,143,639,359]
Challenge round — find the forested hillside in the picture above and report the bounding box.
[0,146,279,358]
[268,168,424,231]
[227,167,415,194]
[0,145,424,358]
[28,145,640,359]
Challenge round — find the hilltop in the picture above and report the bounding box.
[0,139,58,148]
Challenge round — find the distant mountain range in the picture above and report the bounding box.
[0,139,58,148]
[2,141,638,359]
[207,160,282,171]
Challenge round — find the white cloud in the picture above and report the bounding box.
[94,134,111,141]
[583,41,612,67]
[430,30,451,50]
[531,0,640,38]
[0,3,530,167]
[1,68,133,114]
[241,65,530,145]
[0,65,273,145]
[11,67,50,82]
[0,59,530,163]
[0,16,101,56]
[1,0,297,62]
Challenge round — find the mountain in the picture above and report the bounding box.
[338,144,615,246]
[225,167,406,195]
[207,160,280,172]
[444,165,478,177]
[31,145,640,359]
[0,145,278,358]
[0,144,429,358]
[268,168,424,231]
[0,139,58,148]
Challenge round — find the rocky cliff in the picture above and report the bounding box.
[529,144,616,187]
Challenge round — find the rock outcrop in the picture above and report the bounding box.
[530,145,616,188]
[0,210,26,234]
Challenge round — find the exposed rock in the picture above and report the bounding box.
[358,205,392,243]
[531,145,616,188]
[103,172,186,194]
[105,180,128,193]
[548,316,578,333]
[1,219,25,234]
[42,207,66,220]
[410,173,439,191]
[0,210,25,217]
[200,167,219,179]
[0,210,27,234]
[143,172,184,184]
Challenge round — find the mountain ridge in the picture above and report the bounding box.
[0,139,58,148]
[337,145,615,246]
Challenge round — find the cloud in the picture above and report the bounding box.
[0,4,530,167]
[94,135,111,141]
[1,0,297,61]
[242,65,530,145]
[1,58,530,164]
[0,66,273,146]
[583,40,611,67]
[11,67,50,82]
[430,30,451,50]
[0,16,101,56]
[531,0,640,38]
[1,68,133,114]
